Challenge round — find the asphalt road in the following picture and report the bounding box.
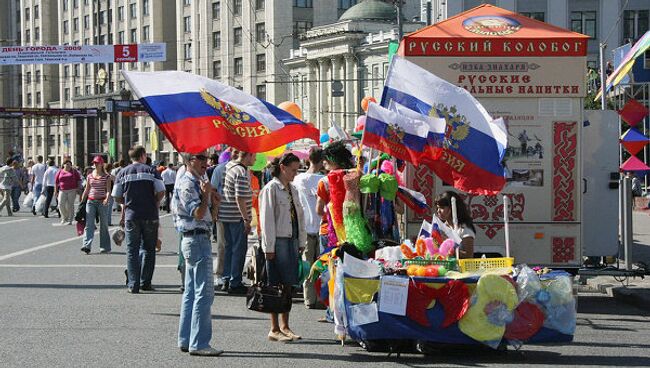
[1,208,649,367]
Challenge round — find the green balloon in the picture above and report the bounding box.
[250,153,267,171]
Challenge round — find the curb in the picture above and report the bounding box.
[611,287,650,311]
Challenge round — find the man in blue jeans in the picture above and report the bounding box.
[218,151,255,294]
[174,151,222,356]
[112,145,165,294]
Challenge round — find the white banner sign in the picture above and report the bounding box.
[0,43,166,65]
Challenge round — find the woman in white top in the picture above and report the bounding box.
[434,191,476,259]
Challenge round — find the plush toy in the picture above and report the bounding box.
[438,239,456,258]
[424,237,438,257]
[401,243,416,259]
[415,237,427,258]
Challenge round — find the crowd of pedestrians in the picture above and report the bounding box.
[0,142,359,357]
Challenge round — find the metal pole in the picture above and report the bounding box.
[503,195,511,258]
[622,177,633,270]
[599,42,607,110]
[395,1,403,41]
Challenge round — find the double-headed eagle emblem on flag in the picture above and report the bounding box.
[429,104,470,149]
[200,88,252,126]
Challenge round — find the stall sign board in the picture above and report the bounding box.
[0,43,166,65]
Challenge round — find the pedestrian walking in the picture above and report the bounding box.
[218,151,256,294]
[42,160,60,218]
[259,153,306,342]
[292,147,325,309]
[54,160,81,225]
[175,150,223,356]
[112,145,165,293]
[0,158,18,216]
[30,155,46,215]
[80,156,111,253]
[161,163,177,213]
[11,160,27,212]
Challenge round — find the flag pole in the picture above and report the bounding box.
[451,196,460,259]
[503,195,511,258]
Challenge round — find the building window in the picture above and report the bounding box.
[63,0,68,11]
[118,6,124,21]
[212,31,221,49]
[27,93,32,105]
[623,10,649,42]
[256,85,266,100]
[37,135,42,148]
[27,136,33,148]
[255,0,264,10]
[25,72,31,83]
[25,29,30,43]
[143,26,150,41]
[570,11,596,38]
[234,57,243,75]
[143,0,150,16]
[213,60,221,78]
[293,21,312,36]
[118,31,125,44]
[85,85,91,95]
[64,66,70,78]
[256,23,265,42]
[35,70,41,82]
[129,3,137,19]
[74,86,80,96]
[234,27,243,45]
[294,0,312,7]
[35,27,39,41]
[184,0,191,5]
[36,92,41,105]
[184,16,191,33]
[338,0,357,9]
[256,54,266,72]
[234,0,242,15]
[24,7,29,21]
[34,4,39,18]
[63,20,69,35]
[184,43,192,60]
[73,0,79,8]
[73,17,79,31]
[520,12,545,22]
[73,64,80,76]
[64,88,70,101]
[84,63,90,76]
[84,15,89,29]
[212,1,221,18]
[130,28,137,43]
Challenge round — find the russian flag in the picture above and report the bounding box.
[396,186,430,215]
[122,70,319,154]
[381,56,508,195]
[362,103,429,166]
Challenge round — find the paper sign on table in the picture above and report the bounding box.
[343,252,380,278]
[348,302,379,326]
[378,276,409,316]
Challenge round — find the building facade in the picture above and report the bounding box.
[0,0,23,159]
[421,0,650,69]
[284,0,421,131]
[21,0,177,167]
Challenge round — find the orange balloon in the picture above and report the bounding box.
[278,101,302,120]
[361,96,377,112]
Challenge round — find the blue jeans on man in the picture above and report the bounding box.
[178,233,214,352]
[125,219,158,292]
[82,200,110,251]
[221,220,248,289]
[11,187,21,212]
[32,183,42,213]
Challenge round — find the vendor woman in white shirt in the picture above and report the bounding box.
[434,191,475,259]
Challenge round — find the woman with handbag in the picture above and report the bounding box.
[259,153,306,342]
[53,160,81,225]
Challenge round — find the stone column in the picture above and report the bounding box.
[331,56,342,130]
[344,55,356,132]
[317,58,329,131]
[306,60,318,124]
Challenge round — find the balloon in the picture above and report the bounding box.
[278,101,302,120]
[250,153,268,171]
[361,96,377,112]
[355,115,366,132]
[320,133,329,143]
[264,145,287,157]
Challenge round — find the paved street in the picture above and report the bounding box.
[1,209,650,367]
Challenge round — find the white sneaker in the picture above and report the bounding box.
[189,347,223,356]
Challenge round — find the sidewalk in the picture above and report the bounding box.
[585,211,650,310]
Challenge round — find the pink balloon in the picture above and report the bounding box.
[355,115,367,132]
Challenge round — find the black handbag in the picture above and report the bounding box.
[246,262,292,314]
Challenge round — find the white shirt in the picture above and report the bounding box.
[31,163,46,185]
[161,168,177,185]
[43,166,59,187]
[292,172,324,235]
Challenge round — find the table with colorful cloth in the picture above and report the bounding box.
[341,269,576,349]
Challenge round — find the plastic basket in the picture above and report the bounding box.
[458,257,514,273]
[402,258,458,271]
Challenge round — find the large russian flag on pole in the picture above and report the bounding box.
[381,56,507,195]
[362,103,429,166]
[122,70,319,153]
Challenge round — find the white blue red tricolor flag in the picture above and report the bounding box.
[361,102,429,165]
[122,70,319,153]
[381,56,508,195]
[396,186,430,215]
